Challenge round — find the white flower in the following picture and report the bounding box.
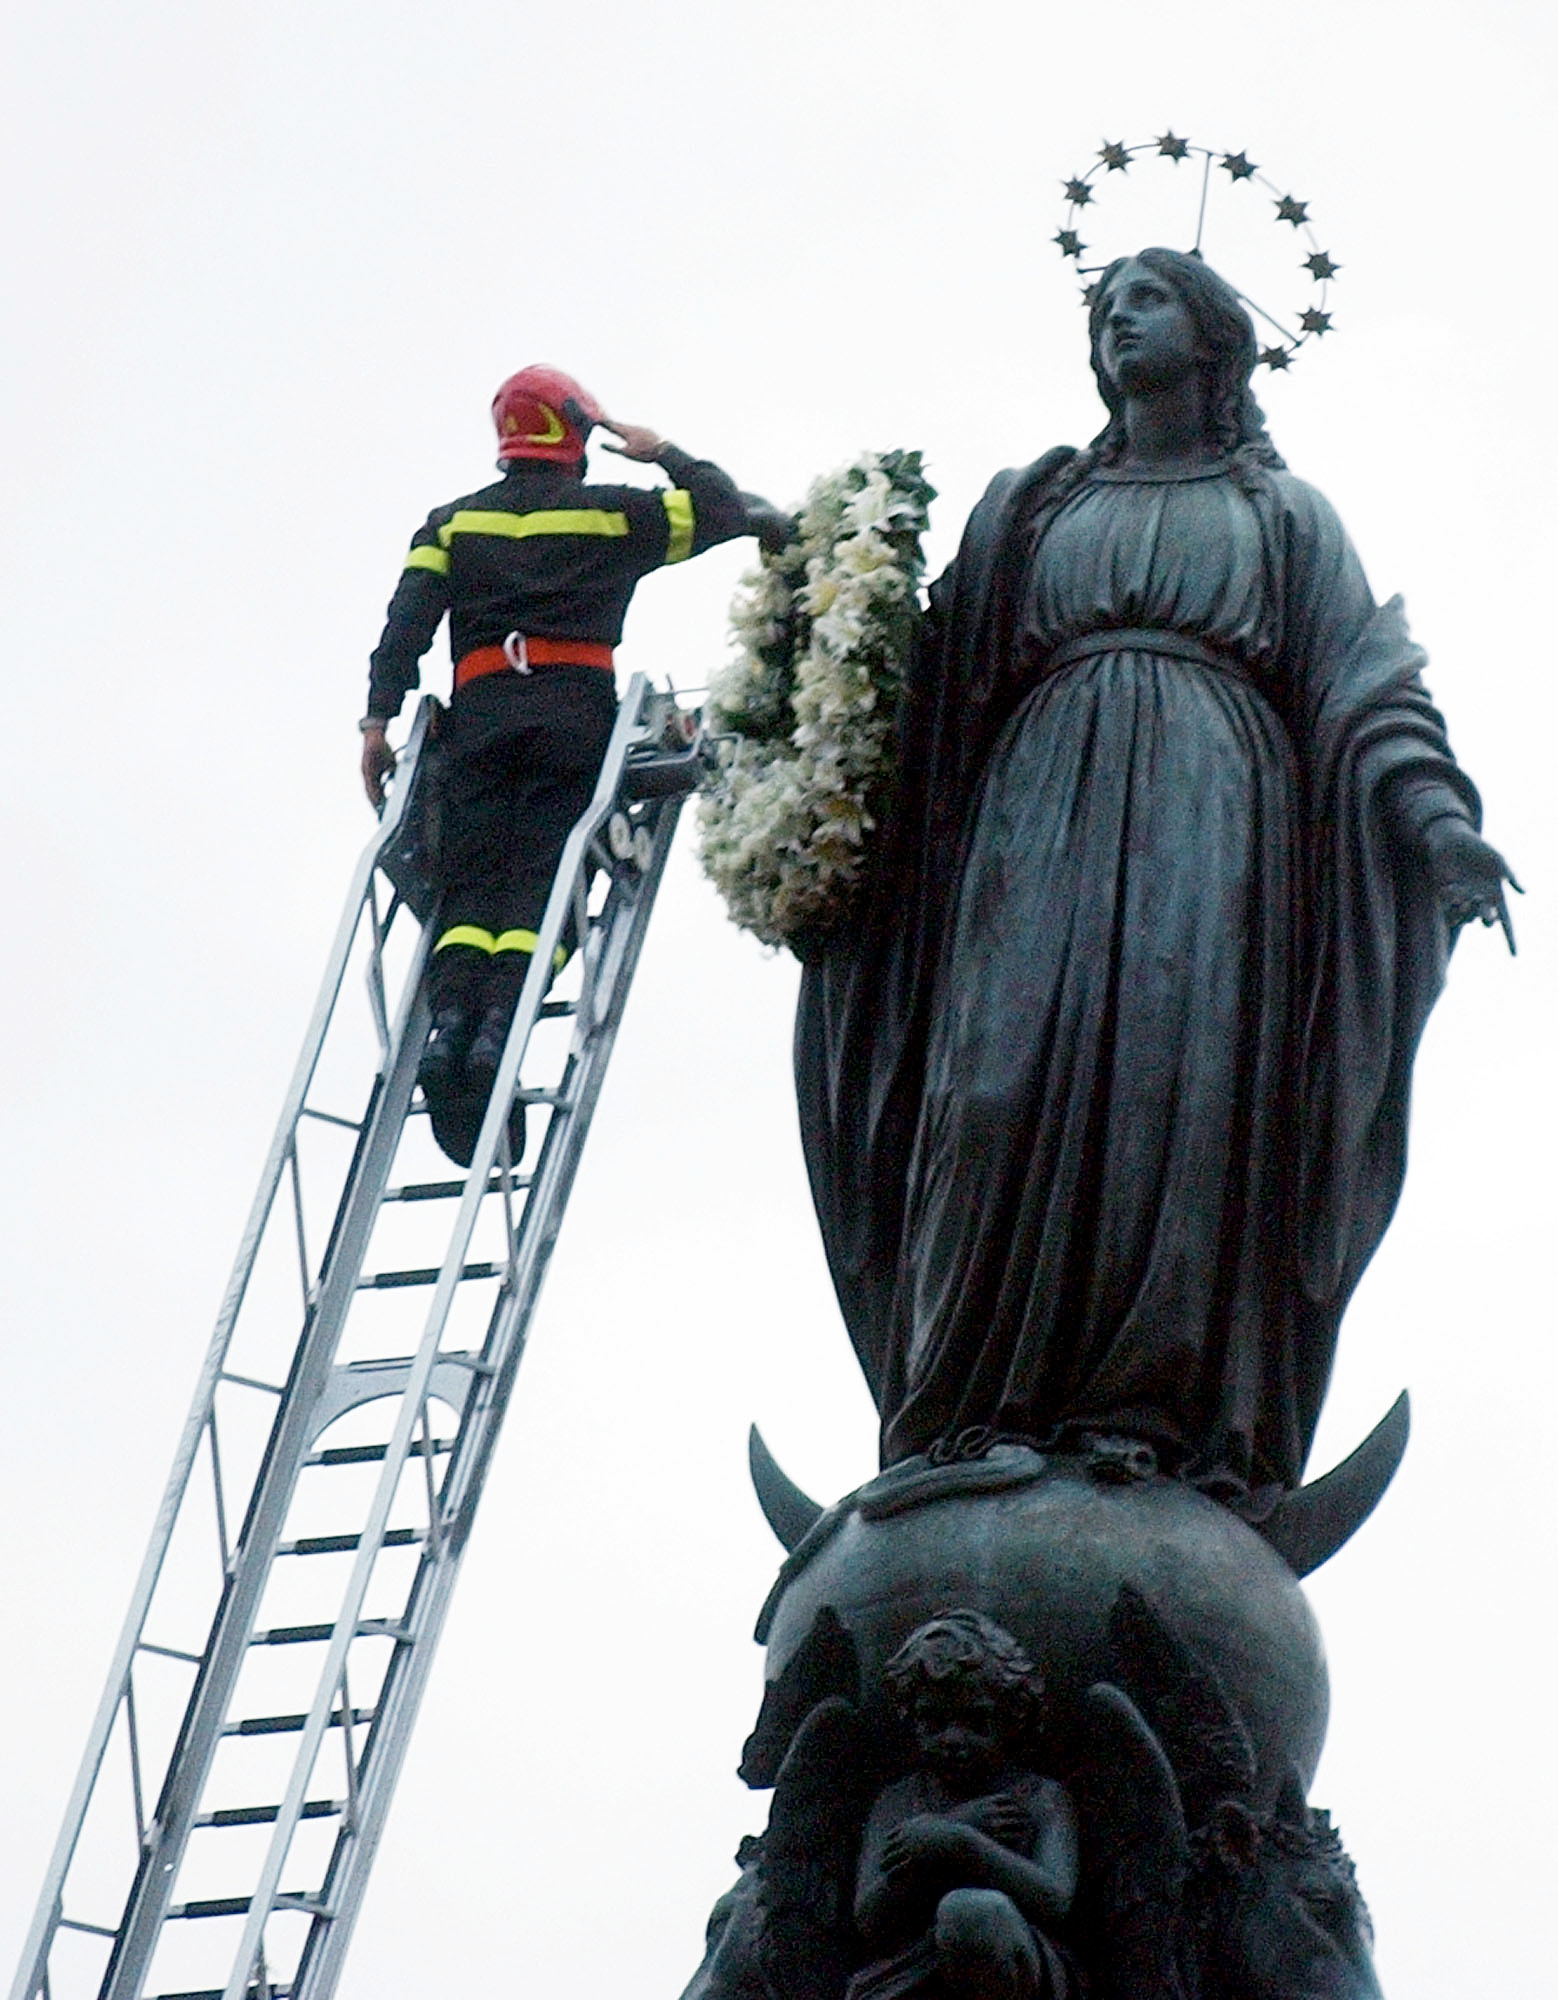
[842,469,894,532]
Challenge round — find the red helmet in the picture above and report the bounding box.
[492,364,602,464]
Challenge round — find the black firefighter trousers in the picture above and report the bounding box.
[429,666,617,1024]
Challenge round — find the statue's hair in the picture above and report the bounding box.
[1183,1808,1374,1986]
[1056,247,1285,501]
[1261,1808,1360,1892]
[884,1610,1043,1716]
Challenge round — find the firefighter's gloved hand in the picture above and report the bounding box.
[741,495,798,555]
[361,724,397,811]
[598,417,667,463]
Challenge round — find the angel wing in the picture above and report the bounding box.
[1108,1583,1256,1831]
[741,1605,859,1788]
[759,1694,880,2000]
[1070,1681,1192,2000]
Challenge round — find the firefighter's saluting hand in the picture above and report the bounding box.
[597,418,668,463]
[360,364,780,1166]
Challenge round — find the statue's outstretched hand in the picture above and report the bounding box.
[1423,817,1521,954]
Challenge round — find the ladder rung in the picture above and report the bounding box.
[306,1438,451,1468]
[277,1527,424,1557]
[381,1172,528,1204]
[516,1089,566,1106]
[166,1891,314,1920]
[299,1105,362,1132]
[250,1617,409,1647]
[195,1799,341,1828]
[219,1370,284,1395]
[538,999,576,1018]
[154,1991,290,2000]
[357,1260,497,1290]
[224,1707,374,1738]
[57,1917,120,1939]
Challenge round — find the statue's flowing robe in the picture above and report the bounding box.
[794,451,1476,1491]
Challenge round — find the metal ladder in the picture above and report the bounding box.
[13,673,703,2000]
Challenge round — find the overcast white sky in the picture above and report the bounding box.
[1,2,1554,1994]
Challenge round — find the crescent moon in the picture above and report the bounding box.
[748,1425,824,1552]
[1256,1391,1411,1578]
[748,1395,1411,1577]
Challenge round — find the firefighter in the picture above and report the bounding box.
[361,364,771,1156]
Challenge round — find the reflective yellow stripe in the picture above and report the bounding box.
[493,929,568,971]
[520,404,566,445]
[403,543,450,576]
[434,925,496,953]
[662,489,695,564]
[437,509,630,548]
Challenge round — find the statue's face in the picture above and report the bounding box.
[910,1680,1006,1792]
[1216,1848,1381,2000]
[1098,259,1200,395]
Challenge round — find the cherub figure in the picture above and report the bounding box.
[850,1611,1081,2000]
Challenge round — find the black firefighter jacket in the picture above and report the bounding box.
[367,444,749,720]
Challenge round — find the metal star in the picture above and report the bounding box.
[1063,178,1094,206]
[1303,250,1339,281]
[1053,230,1085,259]
[1259,345,1293,370]
[1274,194,1309,226]
[1156,131,1190,160]
[1098,140,1131,172]
[1299,308,1333,336]
[1221,151,1258,181]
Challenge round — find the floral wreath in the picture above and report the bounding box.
[698,451,934,953]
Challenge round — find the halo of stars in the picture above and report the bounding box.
[1052,134,1338,370]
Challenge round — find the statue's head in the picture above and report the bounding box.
[1087,247,1273,461]
[884,1610,1041,1792]
[1191,1801,1381,2000]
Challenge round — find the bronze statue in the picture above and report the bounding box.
[681,244,1515,2000]
[851,1613,1079,2000]
[795,247,1515,1499]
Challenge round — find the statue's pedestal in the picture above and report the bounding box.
[682,1443,1383,2000]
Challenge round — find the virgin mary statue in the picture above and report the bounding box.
[795,249,1514,1503]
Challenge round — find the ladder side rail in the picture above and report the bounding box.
[290,786,687,2000]
[205,695,437,1349]
[217,677,659,2000]
[98,951,433,2000]
[434,786,682,1558]
[9,702,437,2000]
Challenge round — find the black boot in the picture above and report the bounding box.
[418,1006,472,1092]
[464,1004,530,1157]
[464,1003,512,1084]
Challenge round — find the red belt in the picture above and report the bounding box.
[455,638,615,689]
